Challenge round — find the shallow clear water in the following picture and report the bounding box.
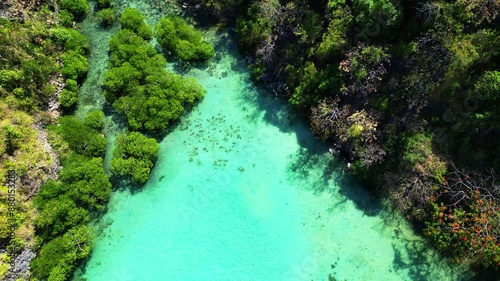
[74,2,475,280]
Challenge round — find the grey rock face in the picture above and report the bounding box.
[4,248,35,281]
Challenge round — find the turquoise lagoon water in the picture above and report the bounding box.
[75,2,474,280]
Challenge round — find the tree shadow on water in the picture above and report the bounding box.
[338,175,383,217]
[286,135,384,217]
[391,239,478,281]
[110,175,146,195]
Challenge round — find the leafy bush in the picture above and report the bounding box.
[96,8,116,27]
[353,0,401,37]
[97,0,111,9]
[103,62,142,100]
[108,29,157,68]
[315,7,352,62]
[84,110,105,130]
[425,192,500,267]
[35,156,111,214]
[50,27,89,53]
[31,225,93,281]
[119,7,152,40]
[473,71,500,101]
[104,24,205,132]
[59,79,79,110]
[60,154,111,210]
[111,132,160,183]
[34,196,88,241]
[60,0,88,18]
[2,124,23,156]
[112,70,204,131]
[61,50,88,80]
[403,133,446,182]
[156,16,214,62]
[65,79,78,92]
[403,133,433,167]
[59,89,78,110]
[51,116,106,157]
[119,7,144,29]
[58,10,74,27]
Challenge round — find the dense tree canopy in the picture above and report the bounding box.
[31,225,93,281]
[60,0,88,18]
[60,154,111,211]
[103,9,206,132]
[156,16,214,62]
[119,7,153,40]
[96,8,116,26]
[3,0,499,279]
[0,4,109,281]
[111,132,160,183]
[50,115,106,158]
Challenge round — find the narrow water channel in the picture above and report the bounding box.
[74,1,474,280]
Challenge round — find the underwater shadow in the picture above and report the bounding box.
[286,137,383,217]
[338,175,383,217]
[202,27,299,135]
[391,238,478,281]
[110,175,146,195]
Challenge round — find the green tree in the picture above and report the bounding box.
[52,116,107,157]
[31,225,93,281]
[473,71,500,100]
[60,79,79,110]
[60,154,111,210]
[97,0,112,9]
[50,27,89,53]
[156,16,214,61]
[84,110,105,130]
[111,132,160,183]
[108,29,157,68]
[58,10,74,27]
[59,89,78,110]
[402,133,446,182]
[34,180,67,208]
[2,125,23,155]
[61,50,89,80]
[96,8,116,27]
[31,236,68,280]
[119,8,153,40]
[353,0,401,37]
[60,0,88,18]
[34,196,89,241]
[103,62,142,101]
[424,166,500,267]
[315,7,352,62]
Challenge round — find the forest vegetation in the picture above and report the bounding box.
[103,8,207,133]
[103,7,209,184]
[0,1,100,279]
[0,1,212,280]
[184,0,500,272]
[0,0,499,279]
